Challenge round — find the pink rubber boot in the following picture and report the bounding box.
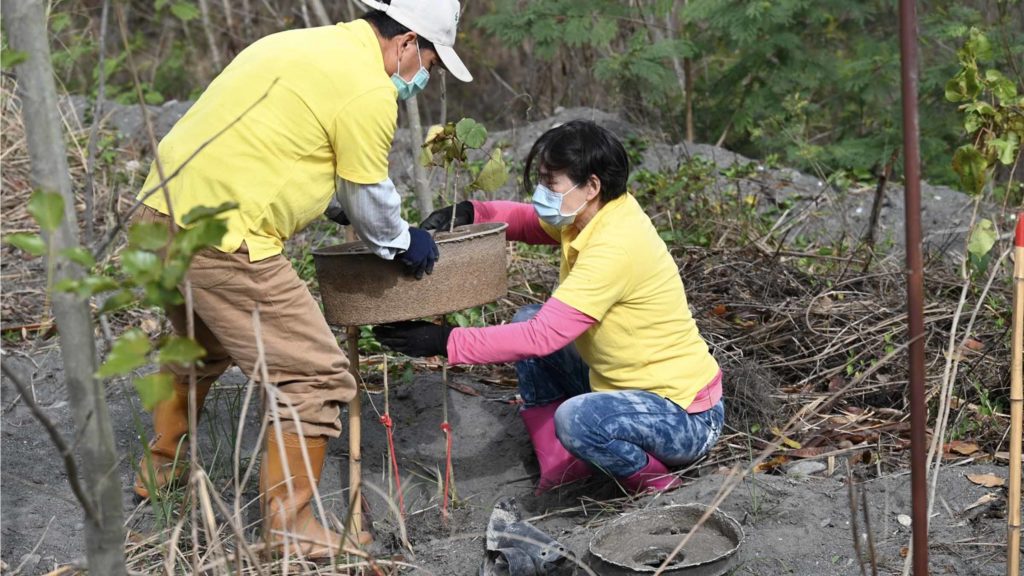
[520,401,593,494]
[620,453,682,494]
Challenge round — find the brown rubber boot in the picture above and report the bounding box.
[260,430,371,558]
[134,377,213,498]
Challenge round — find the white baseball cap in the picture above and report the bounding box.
[358,0,473,82]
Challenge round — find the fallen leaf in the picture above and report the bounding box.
[961,338,985,351]
[966,473,1005,488]
[711,304,728,316]
[994,451,1010,463]
[770,427,802,449]
[899,546,909,558]
[945,440,980,456]
[962,492,998,512]
[753,455,789,473]
[140,316,160,335]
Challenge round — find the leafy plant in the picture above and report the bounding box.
[946,27,1023,200]
[6,195,238,409]
[421,118,510,226]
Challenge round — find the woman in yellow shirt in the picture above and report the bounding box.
[377,121,724,494]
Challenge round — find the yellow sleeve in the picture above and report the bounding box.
[552,242,632,321]
[331,87,397,184]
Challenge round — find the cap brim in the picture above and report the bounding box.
[435,44,472,82]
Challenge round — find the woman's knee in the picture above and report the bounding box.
[553,394,601,451]
[512,303,543,324]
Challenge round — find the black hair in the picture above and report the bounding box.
[523,120,630,204]
[361,10,435,51]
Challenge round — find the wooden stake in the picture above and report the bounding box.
[347,325,363,538]
[343,225,364,538]
[1008,213,1023,576]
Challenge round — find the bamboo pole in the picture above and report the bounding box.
[344,226,364,539]
[1008,213,1023,576]
[347,325,363,538]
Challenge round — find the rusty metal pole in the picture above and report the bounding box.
[898,0,929,573]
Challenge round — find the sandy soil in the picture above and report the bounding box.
[1,352,1015,575]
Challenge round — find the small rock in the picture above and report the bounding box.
[785,460,827,477]
[897,514,912,527]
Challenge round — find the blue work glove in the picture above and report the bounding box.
[419,201,475,231]
[374,321,453,357]
[400,227,439,280]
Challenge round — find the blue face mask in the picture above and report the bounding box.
[532,182,586,227]
[392,43,429,101]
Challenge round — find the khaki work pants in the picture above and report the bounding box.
[136,206,357,437]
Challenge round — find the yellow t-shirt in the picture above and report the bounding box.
[544,193,720,410]
[139,20,397,261]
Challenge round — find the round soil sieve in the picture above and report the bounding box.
[312,222,509,326]
[588,504,743,576]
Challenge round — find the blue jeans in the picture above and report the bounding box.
[513,304,725,478]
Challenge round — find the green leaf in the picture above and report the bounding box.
[418,144,433,167]
[455,118,487,149]
[99,290,136,314]
[181,201,238,225]
[951,144,988,196]
[158,336,205,366]
[28,190,64,232]
[52,278,80,293]
[77,276,119,297]
[143,283,183,308]
[5,232,45,256]
[470,148,509,192]
[128,221,171,251]
[1,50,27,70]
[61,247,96,268]
[171,218,227,258]
[97,329,151,378]
[133,373,174,411]
[170,1,200,22]
[121,250,163,284]
[966,28,992,62]
[160,258,188,290]
[989,133,1020,166]
[967,219,997,259]
[964,101,996,117]
[984,69,1018,104]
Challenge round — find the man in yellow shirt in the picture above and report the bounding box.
[133,0,472,557]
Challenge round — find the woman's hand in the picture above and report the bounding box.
[373,321,453,357]
[419,201,474,231]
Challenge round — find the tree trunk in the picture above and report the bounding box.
[198,0,223,71]
[1,2,128,574]
[309,0,332,26]
[404,96,433,216]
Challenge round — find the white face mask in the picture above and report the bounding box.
[532,181,587,227]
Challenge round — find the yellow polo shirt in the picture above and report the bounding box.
[544,193,720,410]
[139,20,397,261]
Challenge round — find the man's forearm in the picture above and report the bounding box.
[334,176,411,260]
